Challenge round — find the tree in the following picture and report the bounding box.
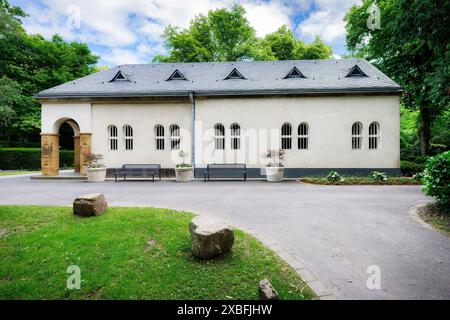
[155,5,257,62]
[345,0,450,155]
[0,0,98,147]
[155,5,333,63]
[261,27,332,60]
[0,76,21,129]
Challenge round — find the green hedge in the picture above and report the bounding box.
[0,148,74,170]
[423,151,450,210]
[400,160,426,176]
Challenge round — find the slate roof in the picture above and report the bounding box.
[36,58,402,99]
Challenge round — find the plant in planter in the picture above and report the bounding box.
[85,153,107,183]
[175,150,193,182]
[265,149,285,182]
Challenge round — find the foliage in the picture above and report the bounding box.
[423,151,450,210]
[326,171,344,183]
[0,148,73,170]
[345,0,450,155]
[0,0,98,147]
[400,105,420,161]
[0,205,315,299]
[400,160,425,176]
[371,171,388,182]
[0,76,21,129]
[154,5,332,63]
[85,153,105,169]
[261,26,332,60]
[301,176,421,185]
[176,150,192,168]
[265,149,285,167]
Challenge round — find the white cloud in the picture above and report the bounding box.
[243,1,293,37]
[102,48,144,65]
[296,0,361,44]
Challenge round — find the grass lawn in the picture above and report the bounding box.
[417,203,450,236]
[0,171,37,176]
[300,176,421,185]
[0,206,314,300]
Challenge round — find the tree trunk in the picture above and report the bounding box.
[419,107,431,156]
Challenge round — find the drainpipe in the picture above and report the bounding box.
[189,91,196,174]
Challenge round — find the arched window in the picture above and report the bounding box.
[108,125,118,150]
[155,125,165,150]
[351,122,363,150]
[214,123,225,150]
[369,122,380,149]
[170,124,180,150]
[123,125,133,150]
[230,123,241,150]
[281,123,292,150]
[298,123,309,150]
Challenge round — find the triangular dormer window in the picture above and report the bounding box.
[284,66,306,79]
[167,69,187,81]
[225,68,246,80]
[110,71,129,82]
[346,65,368,77]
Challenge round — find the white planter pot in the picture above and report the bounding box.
[87,167,107,183]
[265,167,284,182]
[175,167,193,182]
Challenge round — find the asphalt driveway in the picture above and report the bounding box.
[0,175,449,300]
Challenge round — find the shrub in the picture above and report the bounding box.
[400,160,426,176]
[423,151,450,210]
[371,171,388,182]
[327,171,343,183]
[0,148,74,170]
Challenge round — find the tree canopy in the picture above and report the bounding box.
[154,5,332,63]
[345,0,450,155]
[0,0,98,147]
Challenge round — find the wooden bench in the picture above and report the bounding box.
[114,164,161,182]
[204,164,247,182]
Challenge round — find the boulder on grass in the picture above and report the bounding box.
[259,279,279,300]
[189,216,234,260]
[73,193,107,217]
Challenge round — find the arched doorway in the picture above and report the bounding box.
[41,118,90,176]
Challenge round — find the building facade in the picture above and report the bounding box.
[37,59,402,178]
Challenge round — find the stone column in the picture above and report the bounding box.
[79,133,92,176]
[74,135,80,173]
[41,133,59,176]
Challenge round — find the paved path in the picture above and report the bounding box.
[0,176,449,299]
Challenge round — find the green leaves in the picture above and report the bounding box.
[154,5,333,63]
[423,151,450,210]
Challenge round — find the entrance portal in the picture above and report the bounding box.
[41,118,90,176]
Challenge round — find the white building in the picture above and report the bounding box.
[36,59,402,178]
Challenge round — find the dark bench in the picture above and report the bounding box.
[114,164,161,182]
[204,164,246,182]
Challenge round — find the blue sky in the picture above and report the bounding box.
[10,0,362,67]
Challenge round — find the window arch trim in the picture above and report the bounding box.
[169,124,180,150]
[281,122,292,150]
[123,125,133,150]
[298,122,309,150]
[214,123,225,150]
[351,122,363,150]
[230,123,241,150]
[368,122,380,150]
[155,124,165,150]
[108,125,118,151]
